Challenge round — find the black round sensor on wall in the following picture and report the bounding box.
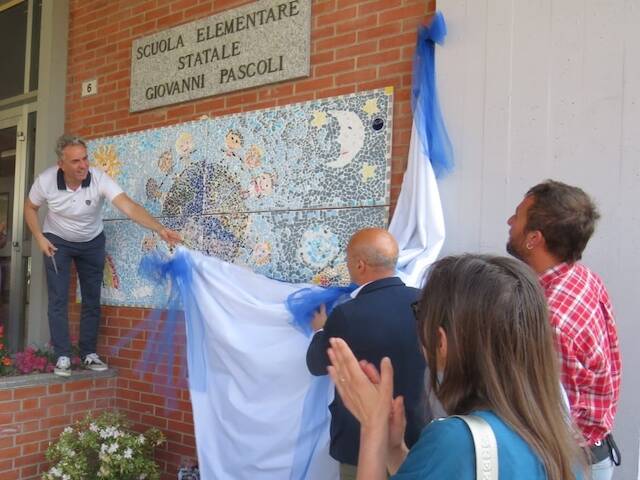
[372,118,384,131]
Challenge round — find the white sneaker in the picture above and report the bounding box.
[54,356,71,377]
[83,353,108,371]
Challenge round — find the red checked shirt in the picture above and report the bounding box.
[540,262,621,445]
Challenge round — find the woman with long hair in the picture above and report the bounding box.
[327,254,586,479]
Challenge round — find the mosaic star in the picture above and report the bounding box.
[362,99,379,116]
[361,164,376,181]
[310,111,327,128]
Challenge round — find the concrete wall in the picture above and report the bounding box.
[438,1,640,478]
[28,0,69,347]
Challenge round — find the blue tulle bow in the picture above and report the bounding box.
[286,284,357,337]
[412,11,454,178]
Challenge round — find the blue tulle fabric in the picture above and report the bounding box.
[112,250,207,400]
[286,284,357,337]
[285,284,355,478]
[412,12,453,178]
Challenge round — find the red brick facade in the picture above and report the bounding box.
[0,375,117,479]
[62,0,436,478]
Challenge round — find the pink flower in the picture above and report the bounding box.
[3,343,59,375]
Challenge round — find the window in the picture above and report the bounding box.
[0,0,42,101]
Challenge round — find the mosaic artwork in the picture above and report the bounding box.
[87,88,393,307]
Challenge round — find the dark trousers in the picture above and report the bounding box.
[44,232,105,358]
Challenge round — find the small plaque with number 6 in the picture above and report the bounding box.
[81,79,98,97]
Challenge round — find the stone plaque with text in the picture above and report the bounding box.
[130,0,311,112]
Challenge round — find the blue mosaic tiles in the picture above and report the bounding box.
[87,88,393,307]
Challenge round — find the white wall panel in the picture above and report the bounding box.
[438,1,640,478]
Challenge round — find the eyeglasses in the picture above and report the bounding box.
[411,301,420,320]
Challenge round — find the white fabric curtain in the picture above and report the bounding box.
[182,122,444,479]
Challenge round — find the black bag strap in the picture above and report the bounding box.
[606,434,622,466]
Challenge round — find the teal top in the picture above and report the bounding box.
[391,410,569,480]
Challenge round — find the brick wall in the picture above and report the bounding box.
[65,0,436,478]
[0,374,116,479]
[97,306,194,477]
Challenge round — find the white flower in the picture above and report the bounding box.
[45,415,164,480]
[100,425,120,439]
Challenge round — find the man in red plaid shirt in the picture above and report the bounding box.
[507,180,621,480]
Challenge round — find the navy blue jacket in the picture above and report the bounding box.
[306,276,427,466]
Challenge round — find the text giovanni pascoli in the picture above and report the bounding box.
[137,0,301,101]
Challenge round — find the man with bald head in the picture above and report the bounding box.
[306,228,427,479]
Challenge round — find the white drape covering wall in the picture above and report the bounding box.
[180,122,444,479]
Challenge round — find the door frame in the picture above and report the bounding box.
[0,103,36,350]
[0,0,69,350]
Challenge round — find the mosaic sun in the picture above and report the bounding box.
[88,88,393,307]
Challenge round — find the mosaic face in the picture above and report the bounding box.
[86,88,393,307]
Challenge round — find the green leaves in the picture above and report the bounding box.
[43,411,165,480]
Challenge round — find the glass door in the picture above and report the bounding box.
[0,112,34,351]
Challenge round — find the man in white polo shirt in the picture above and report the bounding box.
[24,134,181,377]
